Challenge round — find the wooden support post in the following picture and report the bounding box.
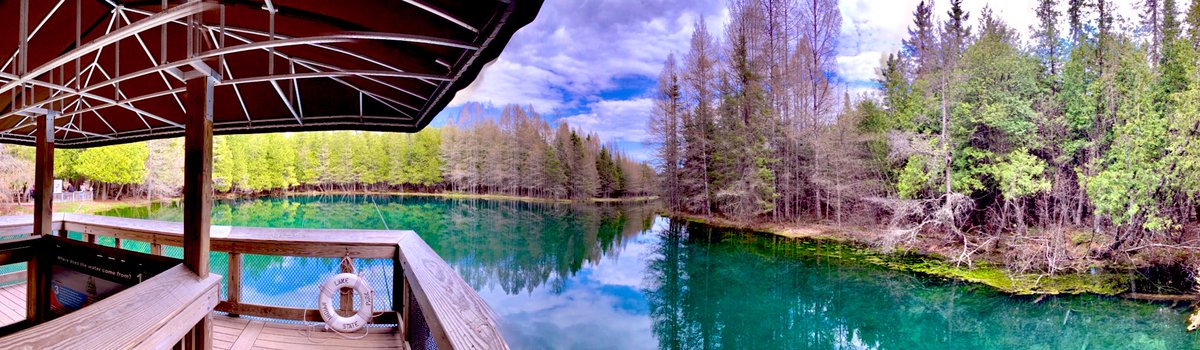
[227,252,241,317]
[402,280,412,341]
[113,237,122,249]
[340,258,354,315]
[400,245,410,335]
[27,112,55,324]
[183,75,213,277]
[33,112,54,236]
[151,243,163,255]
[183,71,215,350]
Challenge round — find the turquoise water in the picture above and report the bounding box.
[93,195,1198,349]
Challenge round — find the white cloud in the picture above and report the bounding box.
[836,51,884,83]
[448,59,569,113]
[445,0,727,139]
[563,98,655,144]
[588,236,655,288]
[446,0,1153,160]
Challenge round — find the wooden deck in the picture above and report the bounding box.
[0,282,405,349]
[0,214,507,349]
[0,283,25,326]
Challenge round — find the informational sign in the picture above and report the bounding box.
[43,236,176,319]
[48,264,127,316]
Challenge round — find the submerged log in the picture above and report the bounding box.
[1119,293,1200,302]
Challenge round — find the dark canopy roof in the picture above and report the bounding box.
[0,0,542,148]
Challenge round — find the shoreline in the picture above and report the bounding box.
[7,195,1185,298]
[216,190,659,205]
[0,192,660,216]
[665,212,1164,297]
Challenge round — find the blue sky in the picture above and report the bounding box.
[433,0,1144,162]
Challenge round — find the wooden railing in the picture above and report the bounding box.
[0,233,220,349]
[0,213,508,349]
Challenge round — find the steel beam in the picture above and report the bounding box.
[0,1,213,96]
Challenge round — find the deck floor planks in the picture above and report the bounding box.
[229,319,266,350]
[0,283,25,325]
[2,282,407,349]
[225,318,405,350]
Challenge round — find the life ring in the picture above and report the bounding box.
[318,272,375,332]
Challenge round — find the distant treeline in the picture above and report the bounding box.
[442,104,655,199]
[0,104,654,201]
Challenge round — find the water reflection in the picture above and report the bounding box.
[98,196,1198,349]
[645,221,1199,350]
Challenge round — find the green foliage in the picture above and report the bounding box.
[897,155,934,199]
[36,116,644,200]
[876,54,924,132]
[1086,39,1174,231]
[950,146,990,194]
[75,143,148,185]
[212,136,233,192]
[991,149,1051,199]
[949,15,1043,197]
[54,149,82,179]
[244,134,297,191]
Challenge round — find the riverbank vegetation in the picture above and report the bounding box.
[650,0,1200,282]
[0,104,654,202]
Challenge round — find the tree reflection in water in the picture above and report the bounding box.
[643,221,1198,350]
[97,196,1198,349]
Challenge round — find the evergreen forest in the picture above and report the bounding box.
[0,103,653,202]
[650,0,1200,273]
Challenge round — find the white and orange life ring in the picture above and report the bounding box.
[317,272,375,332]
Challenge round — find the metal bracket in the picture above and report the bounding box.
[15,107,60,117]
[182,60,220,83]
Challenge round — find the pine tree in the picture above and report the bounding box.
[1143,0,1162,62]
[1068,0,1088,44]
[903,1,939,80]
[1187,1,1200,49]
[1033,0,1063,78]
[681,19,717,215]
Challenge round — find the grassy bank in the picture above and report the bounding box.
[669,213,1131,296]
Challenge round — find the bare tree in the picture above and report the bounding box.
[144,138,183,199]
[649,54,685,209]
[795,0,841,219]
[0,145,32,203]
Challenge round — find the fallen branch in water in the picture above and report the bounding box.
[1119,293,1200,302]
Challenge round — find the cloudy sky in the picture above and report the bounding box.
[433,0,1146,162]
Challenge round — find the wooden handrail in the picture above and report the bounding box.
[398,231,509,350]
[61,213,406,258]
[0,216,36,237]
[0,236,38,266]
[1,265,220,349]
[0,213,510,349]
[0,270,27,284]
